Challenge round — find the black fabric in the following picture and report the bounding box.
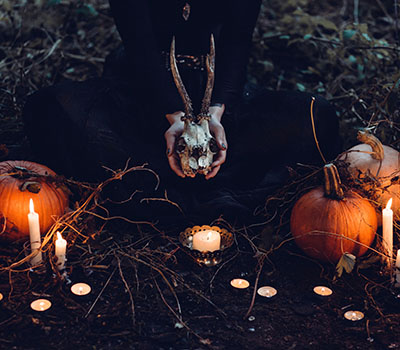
[22,0,341,226]
[23,77,340,225]
[108,0,262,113]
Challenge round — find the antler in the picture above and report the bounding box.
[199,34,215,119]
[170,36,194,119]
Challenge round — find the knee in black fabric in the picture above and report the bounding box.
[239,90,341,167]
[23,86,96,179]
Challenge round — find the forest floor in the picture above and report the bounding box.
[1,1,400,349]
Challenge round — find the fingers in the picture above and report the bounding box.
[167,152,185,178]
[212,123,228,151]
[205,165,220,180]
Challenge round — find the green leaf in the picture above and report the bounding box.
[296,83,306,92]
[343,29,356,40]
[336,253,356,278]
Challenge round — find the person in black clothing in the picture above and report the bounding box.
[23,0,340,224]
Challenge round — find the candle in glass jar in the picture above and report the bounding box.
[382,198,393,265]
[28,198,42,266]
[192,230,221,252]
[55,231,67,270]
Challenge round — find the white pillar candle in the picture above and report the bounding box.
[28,198,42,266]
[192,230,221,252]
[55,231,67,270]
[396,249,400,284]
[382,198,393,265]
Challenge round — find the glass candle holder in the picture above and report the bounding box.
[179,225,234,266]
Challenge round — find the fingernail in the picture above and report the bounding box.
[221,143,227,150]
[166,148,171,156]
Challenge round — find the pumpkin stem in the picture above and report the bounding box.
[324,163,344,200]
[356,130,384,161]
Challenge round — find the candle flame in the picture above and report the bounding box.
[29,198,34,213]
[386,198,393,210]
[56,231,63,241]
[206,232,212,240]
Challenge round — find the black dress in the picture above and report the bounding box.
[22,0,340,224]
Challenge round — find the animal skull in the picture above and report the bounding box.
[176,116,219,176]
[170,36,218,176]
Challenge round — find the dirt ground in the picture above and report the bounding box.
[1,1,400,349]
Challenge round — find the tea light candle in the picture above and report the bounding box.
[71,283,91,296]
[344,310,364,321]
[30,298,51,311]
[382,198,393,265]
[192,230,221,252]
[230,278,250,289]
[0,293,3,301]
[313,286,333,296]
[28,198,42,266]
[55,231,67,270]
[257,286,277,298]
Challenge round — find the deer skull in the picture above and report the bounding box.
[170,36,218,176]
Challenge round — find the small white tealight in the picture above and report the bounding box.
[230,278,250,289]
[257,286,277,298]
[313,286,333,296]
[344,310,364,321]
[30,299,51,312]
[71,283,91,296]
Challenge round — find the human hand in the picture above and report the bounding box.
[205,104,227,180]
[165,111,186,178]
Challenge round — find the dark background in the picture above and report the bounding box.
[0,1,400,349]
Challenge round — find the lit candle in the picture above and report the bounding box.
[71,283,91,296]
[28,198,42,266]
[55,231,67,270]
[382,198,393,266]
[30,298,51,311]
[396,249,400,284]
[0,293,3,301]
[344,310,364,321]
[230,278,250,289]
[257,286,277,298]
[313,286,333,296]
[192,230,221,252]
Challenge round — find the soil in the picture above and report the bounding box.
[1,1,400,349]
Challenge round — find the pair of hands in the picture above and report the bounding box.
[164,105,227,180]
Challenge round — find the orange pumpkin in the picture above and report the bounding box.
[290,163,377,263]
[0,160,69,241]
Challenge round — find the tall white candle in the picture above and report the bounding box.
[382,198,393,266]
[28,198,42,266]
[192,230,221,252]
[55,231,67,270]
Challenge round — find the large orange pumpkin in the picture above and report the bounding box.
[290,163,377,263]
[0,160,69,241]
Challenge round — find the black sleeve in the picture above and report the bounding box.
[109,0,184,114]
[211,0,261,111]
